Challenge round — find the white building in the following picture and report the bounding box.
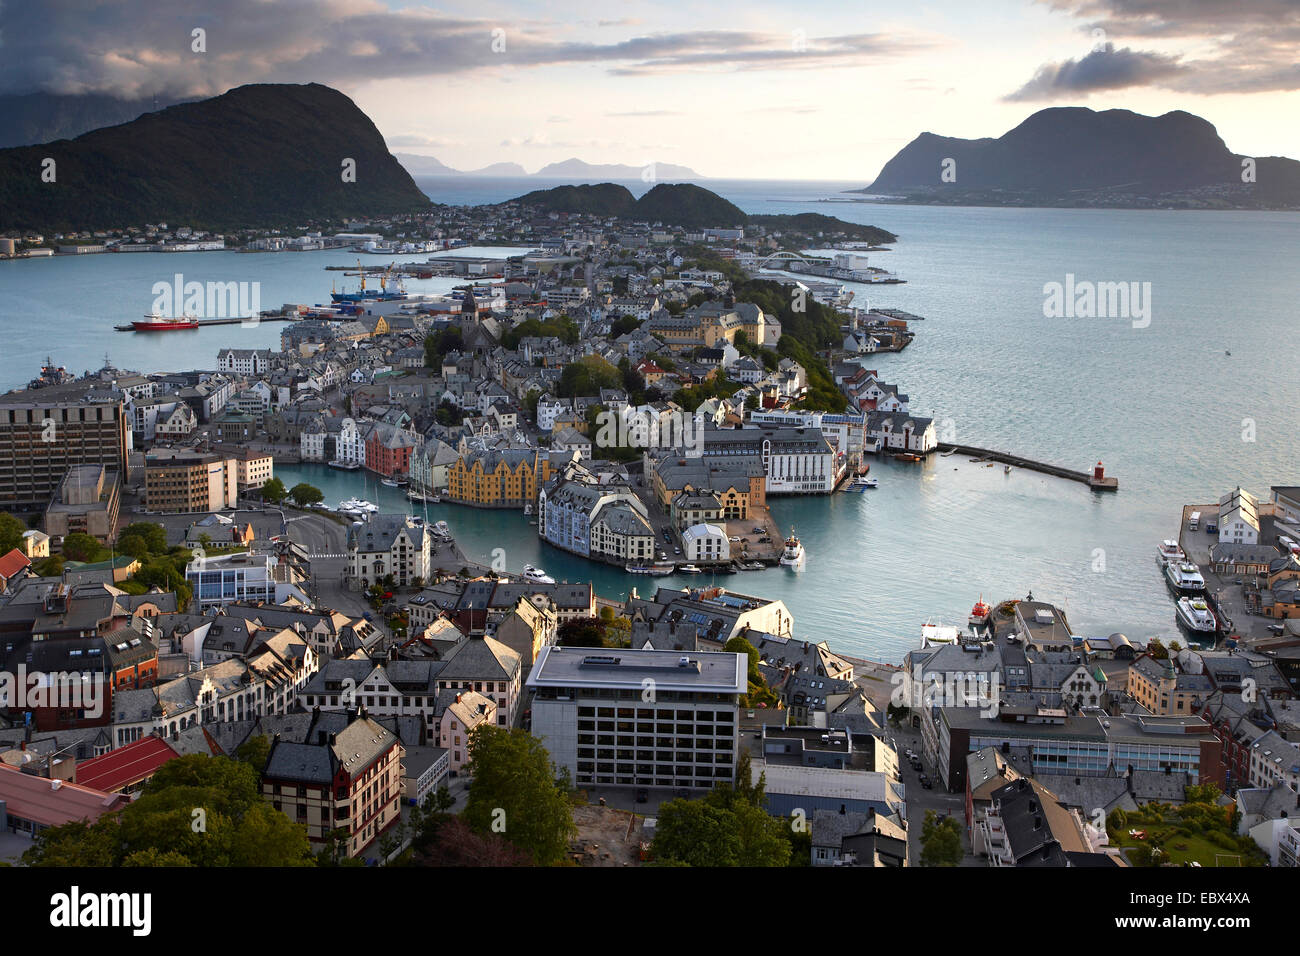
[217,349,273,377]
[682,522,730,563]
[336,417,366,466]
[348,513,430,588]
[186,552,309,608]
[1219,488,1260,545]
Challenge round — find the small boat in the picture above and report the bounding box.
[522,564,556,584]
[677,564,703,574]
[338,498,378,514]
[1156,539,1186,567]
[893,453,922,462]
[969,596,992,630]
[1176,596,1217,635]
[380,478,400,488]
[407,490,429,503]
[779,527,806,569]
[1165,560,1206,596]
[921,619,962,648]
[328,459,362,471]
[523,503,533,516]
[740,561,765,571]
[432,520,451,539]
[428,494,442,504]
[853,475,878,488]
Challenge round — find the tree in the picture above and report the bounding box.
[920,810,963,866]
[236,734,271,774]
[118,522,168,554]
[1147,638,1169,660]
[557,617,608,647]
[462,726,576,866]
[32,555,64,577]
[413,816,533,867]
[289,483,324,508]
[61,532,107,563]
[261,477,287,504]
[0,511,26,553]
[117,534,150,561]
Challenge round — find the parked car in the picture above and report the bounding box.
[918,774,932,789]
[1268,624,1286,634]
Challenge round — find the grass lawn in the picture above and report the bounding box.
[1110,813,1265,867]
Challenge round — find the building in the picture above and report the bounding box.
[700,424,837,495]
[537,477,655,564]
[0,386,130,511]
[365,423,418,479]
[216,348,273,376]
[681,522,730,563]
[446,448,562,510]
[347,514,430,588]
[0,763,129,842]
[1127,654,1212,716]
[439,690,497,773]
[185,552,310,608]
[43,465,121,543]
[261,710,404,858]
[1219,487,1261,545]
[232,449,274,490]
[436,635,523,728]
[144,449,238,513]
[527,645,747,791]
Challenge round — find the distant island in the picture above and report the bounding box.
[0,83,433,232]
[507,181,897,243]
[858,107,1300,210]
[397,154,701,180]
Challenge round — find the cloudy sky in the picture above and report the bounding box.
[6,0,1300,179]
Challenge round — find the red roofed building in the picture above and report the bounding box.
[74,736,180,795]
[0,548,31,592]
[634,359,667,386]
[0,763,127,839]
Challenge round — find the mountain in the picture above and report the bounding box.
[395,153,527,176]
[862,107,1300,209]
[532,158,701,180]
[509,182,896,243]
[0,83,433,232]
[0,92,192,149]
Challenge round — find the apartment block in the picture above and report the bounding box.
[144,449,238,513]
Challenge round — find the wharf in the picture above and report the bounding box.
[114,313,298,332]
[936,443,1118,491]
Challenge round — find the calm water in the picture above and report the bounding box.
[3,180,1299,662]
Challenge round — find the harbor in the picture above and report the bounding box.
[937,443,1119,491]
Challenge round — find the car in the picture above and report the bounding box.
[674,547,681,555]
[1268,624,1286,634]
[918,774,932,789]
[728,536,741,542]
[752,527,765,534]
[904,748,916,759]
[635,788,649,803]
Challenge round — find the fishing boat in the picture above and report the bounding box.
[133,312,199,331]
[969,596,993,630]
[522,564,556,584]
[779,528,806,569]
[1175,596,1218,635]
[1164,560,1206,596]
[677,564,702,574]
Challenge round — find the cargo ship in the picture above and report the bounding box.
[133,313,199,331]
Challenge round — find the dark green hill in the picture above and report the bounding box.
[513,183,637,217]
[0,83,433,232]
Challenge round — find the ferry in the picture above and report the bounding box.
[1156,540,1186,567]
[1164,560,1206,596]
[627,564,675,576]
[522,565,556,584]
[1176,597,1218,635]
[921,620,962,648]
[779,528,806,569]
[969,597,992,630]
[133,313,199,331]
[677,564,703,574]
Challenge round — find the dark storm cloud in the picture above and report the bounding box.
[1005,45,1186,100]
[0,0,929,98]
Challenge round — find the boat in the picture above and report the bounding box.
[522,564,556,584]
[407,490,430,503]
[779,528,806,569]
[27,357,74,389]
[339,498,378,514]
[133,313,199,331]
[523,503,533,516]
[328,459,362,471]
[380,478,400,488]
[853,476,878,488]
[740,561,765,571]
[1156,539,1186,567]
[969,596,993,630]
[1164,560,1206,596]
[677,564,702,574]
[893,453,922,462]
[1004,465,1012,474]
[432,520,451,539]
[921,620,962,648]
[1176,596,1218,635]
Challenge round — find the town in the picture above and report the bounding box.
[0,196,1293,874]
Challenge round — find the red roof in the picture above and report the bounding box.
[0,548,31,581]
[0,763,126,826]
[75,736,180,793]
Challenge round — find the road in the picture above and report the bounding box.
[886,723,984,866]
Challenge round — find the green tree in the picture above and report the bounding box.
[0,511,26,553]
[920,810,963,866]
[236,734,271,774]
[462,726,576,866]
[261,477,287,504]
[61,532,107,563]
[117,534,150,561]
[1147,638,1169,660]
[556,617,608,647]
[119,522,168,554]
[289,483,324,508]
[32,555,64,577]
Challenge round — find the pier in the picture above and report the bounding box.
[114,314,300,332]
[936,443,1118,491]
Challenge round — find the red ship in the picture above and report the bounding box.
[132,313,200,331]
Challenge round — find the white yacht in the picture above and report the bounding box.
[1176,597,1217,635]
[339,498,378,514]
[1164,560,1206,595]
[921,620,962,648]
[853,476,878,488]
[1156,539,1186,567]
[677,564,702,574]
[779,528,806,569]
[522,564,556,584]
[432,520,451,539]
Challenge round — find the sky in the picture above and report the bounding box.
[5,0,1300,180]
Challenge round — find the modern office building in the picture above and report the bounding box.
[143,449,238,513]
[527,645,747,791]
[43,465,121,542]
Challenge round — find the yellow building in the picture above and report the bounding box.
[446,449,560,509]
[1127,654,1209,715]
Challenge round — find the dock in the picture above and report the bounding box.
[936,443,1118,491]
[114,314,300,332]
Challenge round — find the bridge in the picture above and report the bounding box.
[755,251,829,268]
